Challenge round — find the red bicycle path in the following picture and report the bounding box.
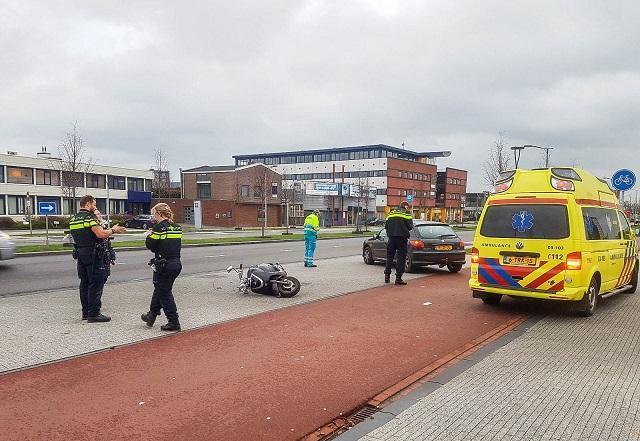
[1,269,522,441]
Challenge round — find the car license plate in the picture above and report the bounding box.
[502,256,537,266]
[435,245,453,251]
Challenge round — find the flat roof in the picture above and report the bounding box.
[233,144,451,159]
[182,165,236,173]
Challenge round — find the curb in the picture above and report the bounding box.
[301,314,528,441]
[15,235,366,258]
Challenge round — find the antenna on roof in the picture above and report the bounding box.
[401,140,405,150]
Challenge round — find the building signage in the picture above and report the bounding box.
[305,182,341,196]
[349,185,378,199]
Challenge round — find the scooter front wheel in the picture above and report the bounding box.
[277,276,301,298]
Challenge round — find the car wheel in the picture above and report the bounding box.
[405,254,415,273]
[447,263,463,273]
[363,247,375,265]
[481,293,502,305]
[625,262,638,294]
[579,277,599,317]
[124,221,130,228]
[142,223,148,230]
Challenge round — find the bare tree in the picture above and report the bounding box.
[353,170,372,232]
[482,133,512,188]
[280,180,296,235]
[251,164,273,238]
[57,122,93,213]
[152,148,170,198]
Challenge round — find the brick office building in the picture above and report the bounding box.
[156,163,283,228]
[434,168,468,223]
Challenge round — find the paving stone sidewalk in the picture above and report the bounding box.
[0,256,427,373]
[352,291,640,441]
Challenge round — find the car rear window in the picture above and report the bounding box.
[416,225,457,239]
[480,204,570,239]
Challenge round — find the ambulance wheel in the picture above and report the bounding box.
[625,262,638,294]
[481,293,502,305]
[579,277,599,317]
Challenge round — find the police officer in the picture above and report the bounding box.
[384,201,413,285]
[94,209,116,283]
[303,209,320,267]
[70,195,126,322]
[141,203,183,331]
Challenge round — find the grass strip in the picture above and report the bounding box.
[16,232,367,254]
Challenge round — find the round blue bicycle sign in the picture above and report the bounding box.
[611,169,636,191]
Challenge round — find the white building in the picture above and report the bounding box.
[0,148,154,219]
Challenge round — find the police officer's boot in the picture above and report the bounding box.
[395,276,407,285]
[87,313,111,323]
[141,311,159,328]
[161,319,181,332]
[384,273,390,284]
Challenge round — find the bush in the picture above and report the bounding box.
[0,217,16,229]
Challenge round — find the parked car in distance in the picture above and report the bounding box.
[366,218,386,226]
[0,230,16,261]
[362,221,466,273]
[123,214,156,230]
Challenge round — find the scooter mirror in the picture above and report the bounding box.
[226,266,234,272]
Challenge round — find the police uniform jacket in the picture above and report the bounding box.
[146,219,183,258]
[385,209,413,238]
[69,209,100,255]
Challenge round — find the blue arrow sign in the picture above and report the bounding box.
[38,201,58,215]
[406,194,414,203]
[611,169,636,191]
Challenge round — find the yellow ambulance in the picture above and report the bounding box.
[469,167,638,316]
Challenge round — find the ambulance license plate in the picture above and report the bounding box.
[502,256,537,266]
[435,245,453,251]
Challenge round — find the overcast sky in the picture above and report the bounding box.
[2,0,639,192]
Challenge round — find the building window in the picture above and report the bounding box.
[36,169,61,186]
[86,173,106,189]
[0,166,4,183]
[108,175,126,190]
[145,179,153,191]
[63,198,80,215]
[61,171,85,188]
[8,195,33,214]
[7,167,33,184]
[240,185,250,197]
[0,197,5,214]
[197,183,212,199]
[109,199,125,215]
[127,177,144,191]
[196,174,210,182]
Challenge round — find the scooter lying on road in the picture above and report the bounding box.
[226,263,301,298]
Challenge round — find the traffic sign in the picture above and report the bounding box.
[611,169,636,191]
[407,194,414,203]
[38,201,58,215]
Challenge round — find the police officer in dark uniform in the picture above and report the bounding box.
[70,195,126,322]
[141,203,183,331]
[384,201,414,285]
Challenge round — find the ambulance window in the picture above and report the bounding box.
[618,212,632,240]
[582,208,622,240]
[480,204,569,239]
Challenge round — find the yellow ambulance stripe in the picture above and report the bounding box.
[519,261,561,287]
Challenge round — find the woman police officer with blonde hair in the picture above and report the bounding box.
[141,203,183,331]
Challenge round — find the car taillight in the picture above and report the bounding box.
[471,247,479,264]
[566,252,582,270]
[409,240,425,250]
[551,176,575,191]
[459,240,466,249]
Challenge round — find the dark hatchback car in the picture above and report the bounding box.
[123,214,156,230]
[362,221,467,273]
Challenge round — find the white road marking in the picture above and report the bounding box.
[333,245,345,248]
[205,254,226,258]
[280,249,292,252]
[116,262,127,265]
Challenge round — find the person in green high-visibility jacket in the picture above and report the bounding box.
[303,209,321,267]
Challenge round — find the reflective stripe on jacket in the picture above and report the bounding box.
[385,209,413,238]
[304,213,320,237]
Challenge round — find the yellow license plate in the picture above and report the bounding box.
[435,245,453,251]
[502,256,537,266]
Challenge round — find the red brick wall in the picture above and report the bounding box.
[387,158,437,208]
[153,198,282,228]
[443,168,468,208]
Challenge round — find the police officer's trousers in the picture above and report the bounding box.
[77,254,107,317]
[385,236,408,277]
[149,258,182,321]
